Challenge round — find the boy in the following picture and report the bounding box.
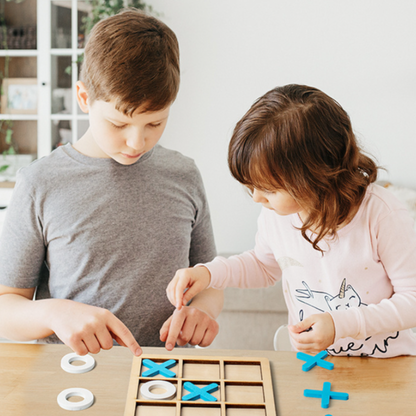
[0,9,223,356]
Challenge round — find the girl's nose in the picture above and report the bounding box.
[252,189,267,204]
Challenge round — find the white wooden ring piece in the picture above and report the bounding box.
[140,380,177,400]
[61,353,96,374]
[57,388,94,411]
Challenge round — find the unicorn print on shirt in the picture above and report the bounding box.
[294,278,399,356]
[296,278,363,312]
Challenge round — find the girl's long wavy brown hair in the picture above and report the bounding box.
[228,84,378,252]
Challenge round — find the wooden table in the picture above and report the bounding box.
[1,343,415,415]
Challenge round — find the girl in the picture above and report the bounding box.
[167,84,416,357]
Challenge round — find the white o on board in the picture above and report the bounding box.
[140,380,177,400]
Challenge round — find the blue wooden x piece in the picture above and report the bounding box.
[296,350,334,372]
[182,381,219,402]
[142,359,176,378]
[304,381,349,409]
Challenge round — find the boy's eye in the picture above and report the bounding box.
[149,123,162,128]
[111,123,126,129]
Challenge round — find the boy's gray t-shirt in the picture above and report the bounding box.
[0,144,216,346]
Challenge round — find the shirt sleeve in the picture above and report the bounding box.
[0,169,46,288]
[202,209,282,289]
[329,206,416,342]
[188,165,217,266]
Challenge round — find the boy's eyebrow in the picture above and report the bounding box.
[105,116,130,124]
[105,115,169,124]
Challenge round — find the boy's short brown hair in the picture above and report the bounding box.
[80,8,180,115]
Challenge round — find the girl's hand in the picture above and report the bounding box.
[159,305,219,351]
[288,313,335,353]
[48,299,142,356]
[166,266,211,310]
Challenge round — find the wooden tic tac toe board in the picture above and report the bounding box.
[124,354,276,416]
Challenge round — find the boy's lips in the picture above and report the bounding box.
[122,152,143,159]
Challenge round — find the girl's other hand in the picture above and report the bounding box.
[288,312,335,354]
[166,266,211,310]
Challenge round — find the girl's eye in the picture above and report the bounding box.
[149,122,162,128]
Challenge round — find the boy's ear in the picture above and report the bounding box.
[76,81,90,113]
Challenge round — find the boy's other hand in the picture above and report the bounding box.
[49,299,142,356]
[159,306,219,351]
[166,266,211,310]
[288,312,335,354]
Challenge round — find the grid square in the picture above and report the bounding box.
[226,407,266,416]
[183,362,220,380]
[139,359,179,379]
[225,384,264,403]
[182,382,221,402]
[225,364,262,381]
[182,405,221,416]
[135,404,176,416]
[137,380,178,400]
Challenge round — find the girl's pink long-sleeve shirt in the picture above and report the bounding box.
[204,184,416,357]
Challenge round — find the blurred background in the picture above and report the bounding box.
[153,0,416,254]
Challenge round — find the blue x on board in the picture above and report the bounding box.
[296,350,334,372]
[304,381,349,409]
[142,359,176,378]
[182,381,219,402]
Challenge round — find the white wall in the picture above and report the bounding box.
[153,0,416,254]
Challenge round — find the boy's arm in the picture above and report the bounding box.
[0,286,51,341]
[0,284,142,356]
[160,288,223,350]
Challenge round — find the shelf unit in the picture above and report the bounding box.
[0,0,90,183]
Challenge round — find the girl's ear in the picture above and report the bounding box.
[76,81,90,113]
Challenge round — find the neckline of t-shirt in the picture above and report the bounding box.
[61,143,155,167]
[292,185,372,237]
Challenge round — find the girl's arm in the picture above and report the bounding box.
[291,203,416,353]
[329,207,416,342]
[167,210,282,309]
[166,248,281,309]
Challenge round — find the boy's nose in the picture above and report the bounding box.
[126,132,146,150]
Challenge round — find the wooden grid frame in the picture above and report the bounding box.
[124,354,276,416]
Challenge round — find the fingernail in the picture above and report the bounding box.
[166,343,173,350]
[135,348,142,356]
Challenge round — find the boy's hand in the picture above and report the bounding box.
[166,266,211,310]
[49,299,142,356]
[159,306,219,351]
[288,313,335,354]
